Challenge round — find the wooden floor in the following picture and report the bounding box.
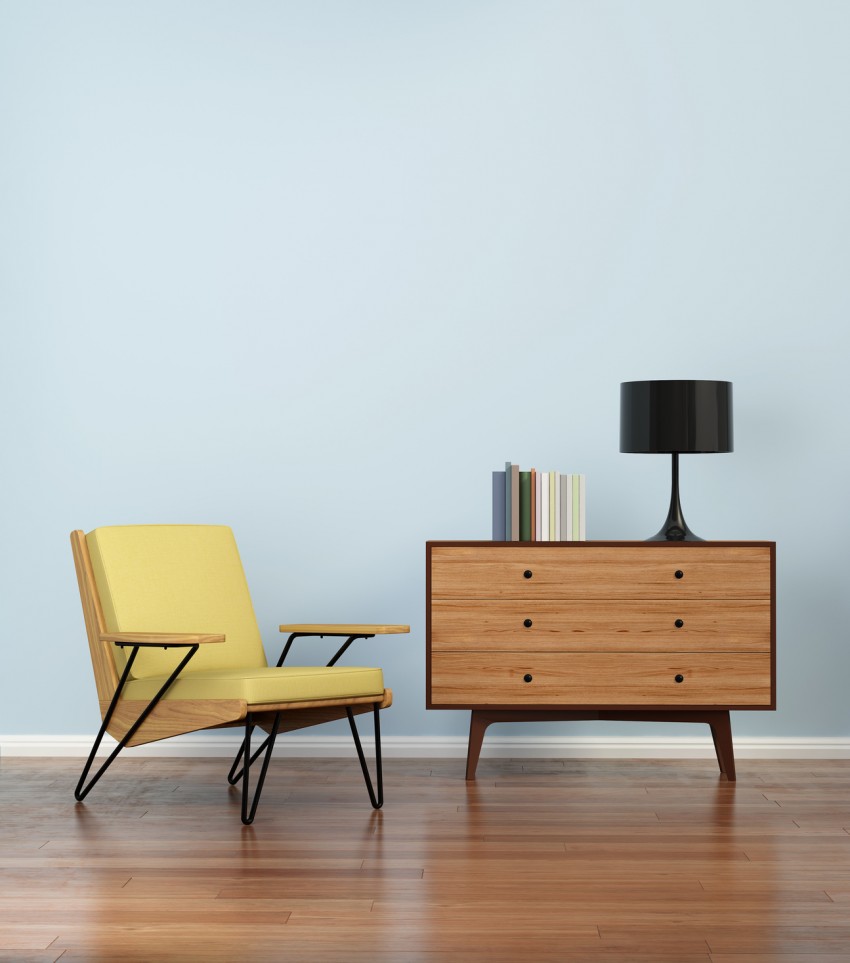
[2,755,850,962]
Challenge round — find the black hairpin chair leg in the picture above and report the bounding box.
[347,704,383,809]
[230,712,282,826]
[75,644,199,802]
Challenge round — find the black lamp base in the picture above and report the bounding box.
[647,453,704,542]
[647,520,704,542]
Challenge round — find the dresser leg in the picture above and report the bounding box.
[465,711,491,780]
[708,711,736,781]
[463,708,738,781]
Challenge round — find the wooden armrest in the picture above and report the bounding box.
[99,632,225,646]
[278,624,410,636]
[274,625,407,668]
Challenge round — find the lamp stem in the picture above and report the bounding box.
[648,452,703,542]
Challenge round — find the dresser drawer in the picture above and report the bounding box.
[430,598,771,653]
[430,546,771,600]
[430,652,772,707]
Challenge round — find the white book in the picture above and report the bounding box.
[560,474,569,542]
[572,473,581,541]
[554,471,561,542]
[565,474,574,541]
[540,471,549,542]
[548,470,556,541]
[579,473,586,540]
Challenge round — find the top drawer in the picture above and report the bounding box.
[430,545,772,600]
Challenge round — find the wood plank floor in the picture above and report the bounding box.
[2,755,849,961]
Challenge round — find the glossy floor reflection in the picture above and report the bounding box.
[1,756,849,961]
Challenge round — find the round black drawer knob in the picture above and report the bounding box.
[523,618,533,628]
[675,674,684,683]
[523,570,533,579]
[523,673,533,683]
[674,570,684,579]
[675,619,684,628]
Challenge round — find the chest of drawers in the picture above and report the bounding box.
[426,541,775,780]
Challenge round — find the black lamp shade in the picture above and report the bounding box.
[620,380,733,454]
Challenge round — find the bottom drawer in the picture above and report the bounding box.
[430,652,771,707]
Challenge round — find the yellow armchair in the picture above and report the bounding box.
[71,525,408,824]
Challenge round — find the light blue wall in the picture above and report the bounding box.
[2,1,848,739]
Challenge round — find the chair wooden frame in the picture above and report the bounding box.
[71,530,402,824]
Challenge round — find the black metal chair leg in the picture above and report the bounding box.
[75,644,198,801]
[240,712,282,825]
[226,735,248,786]
[227,729,275,786]
[346,704,383,810]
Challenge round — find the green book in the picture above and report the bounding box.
[519,471,531,542]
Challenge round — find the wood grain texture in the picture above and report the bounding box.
[279,624,410,635]
[426,542,776,777]
[431,652,772,706]
[101,699,248,746]
[247,690,392,714]
[431,598,771,653]
[71,530,119,706]
[1,757,848,962]
[252,695,391,736]
[430,544,771,600]
[99,632,225,645]
[100,692,392,746]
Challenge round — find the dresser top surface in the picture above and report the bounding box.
[427,540,775,548]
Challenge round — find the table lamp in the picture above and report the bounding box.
[620,380,733,541]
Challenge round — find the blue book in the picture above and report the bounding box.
[492,471,507,540]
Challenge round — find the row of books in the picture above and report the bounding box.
[493,463,586,541]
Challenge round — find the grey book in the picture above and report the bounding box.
[511,464,520,541]
[492,471,506,540]
[504,461,512,541]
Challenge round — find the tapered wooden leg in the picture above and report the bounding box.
[462,708,739,781]
[465,711,491,781]
[708,710,736,781]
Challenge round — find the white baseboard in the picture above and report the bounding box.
[2,734,849,759]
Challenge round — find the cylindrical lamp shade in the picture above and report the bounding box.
[620,380,733,454]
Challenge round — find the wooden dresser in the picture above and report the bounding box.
[426,541,775,780]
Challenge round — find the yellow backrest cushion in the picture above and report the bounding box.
[87,525,267,679]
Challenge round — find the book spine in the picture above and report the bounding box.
[548,471,556,541]
[492,471,506,540]
[565,473,574,541]
[579,473,586,540]
[510,464,520,541]
[519,471,531,542]
[554,471,561,542]
[504,461,512,541]
[559,473,568,541]
[540,471,549,541]
[572,472,581,541]
[530,468,537,541]
[536,470,543,542]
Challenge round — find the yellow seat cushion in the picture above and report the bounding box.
[122,665,384,705]
[87,525,267,679]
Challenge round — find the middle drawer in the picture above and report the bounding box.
[430,598,771,653]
